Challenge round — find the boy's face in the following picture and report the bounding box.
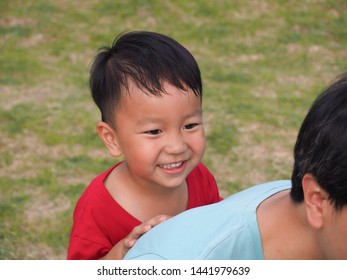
[113,81,206,190]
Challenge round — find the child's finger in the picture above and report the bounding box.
[128,215,171,239]
[144,214,171,227]
[124,238,137,249]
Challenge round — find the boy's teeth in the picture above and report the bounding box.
[160,162,183,169]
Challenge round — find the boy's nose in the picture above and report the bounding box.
[164,133,187,154]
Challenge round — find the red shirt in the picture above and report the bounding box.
[67,162,222,259]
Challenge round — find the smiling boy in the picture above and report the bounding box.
[67,31,222,260]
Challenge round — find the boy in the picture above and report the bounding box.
[67,31,222,259]
[125,72,347,260]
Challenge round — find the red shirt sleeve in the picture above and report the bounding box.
[67,165,141,260]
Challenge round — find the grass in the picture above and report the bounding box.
[1,0,346,259]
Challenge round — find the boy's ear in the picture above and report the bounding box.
[96,121,123,157]
[302,173,326,229]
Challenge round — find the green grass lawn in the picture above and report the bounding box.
[1,0,346,259]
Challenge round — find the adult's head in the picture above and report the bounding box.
[291,72,347,211]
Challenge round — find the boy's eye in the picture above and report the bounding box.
[185,123,199,130]
[145,129,161,135]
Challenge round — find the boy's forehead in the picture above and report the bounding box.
[115,83,201,114]
[121,79,200,99]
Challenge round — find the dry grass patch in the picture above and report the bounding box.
[207,121,296,195]
[25,191,71,225]
[0,130,79,179]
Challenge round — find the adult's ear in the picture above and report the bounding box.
[96,121,123,157]
[302,173,327,229]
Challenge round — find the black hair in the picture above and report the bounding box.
[89,31,202,125]
[291,72,347,211]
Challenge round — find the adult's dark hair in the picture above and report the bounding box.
[89,31,202,125]
[290,72,347,211]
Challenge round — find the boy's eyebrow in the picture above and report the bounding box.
[137,109,203,126]
[136,117,163,126]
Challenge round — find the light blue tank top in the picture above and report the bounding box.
[125,180,291,260]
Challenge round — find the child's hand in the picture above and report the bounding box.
[99,215,170,260]
[123,215,170,250]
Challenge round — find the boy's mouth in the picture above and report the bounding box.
[159,162,183,170]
